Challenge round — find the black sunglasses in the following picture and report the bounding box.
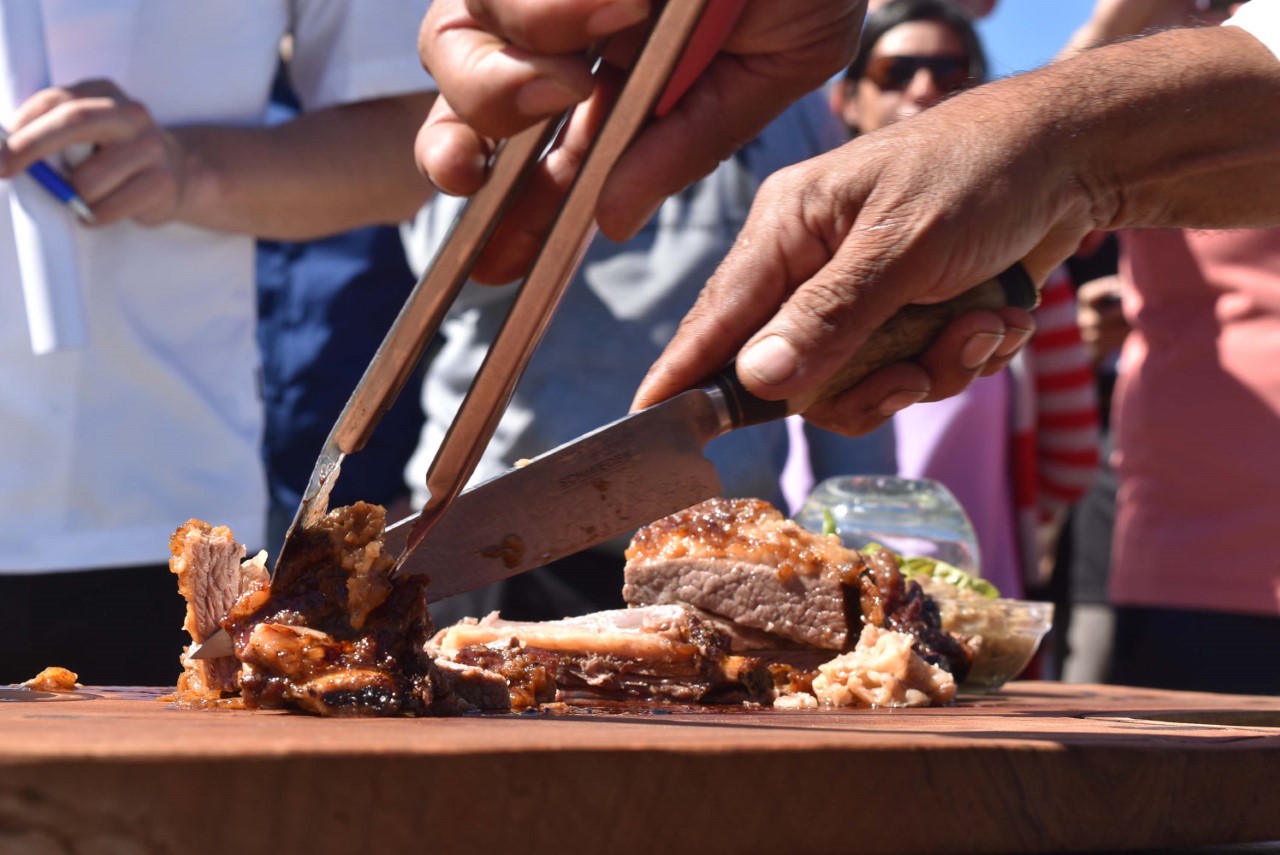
[862,55,973,93]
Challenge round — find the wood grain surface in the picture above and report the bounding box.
[2,682,1278,854]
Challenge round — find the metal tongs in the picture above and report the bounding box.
[191,0,743,660]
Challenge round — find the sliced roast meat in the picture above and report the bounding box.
[624,498,977,681]
[623,498,864,649]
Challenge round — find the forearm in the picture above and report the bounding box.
[172,92,436,240]
[986,25,1280,234]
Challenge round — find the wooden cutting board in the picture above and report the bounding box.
[1,681,1278,854]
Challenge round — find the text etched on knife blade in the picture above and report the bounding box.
[557,450,634,493]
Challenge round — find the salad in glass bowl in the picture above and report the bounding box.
[866,543,1053,691]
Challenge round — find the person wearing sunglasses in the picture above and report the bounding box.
[829,0,1101,605]
[830,0,985,137]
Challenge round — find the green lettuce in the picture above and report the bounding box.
[861,542,999,599]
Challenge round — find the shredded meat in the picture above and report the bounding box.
[806,625,957,708]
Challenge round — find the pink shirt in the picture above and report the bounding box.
[895,372,1021,596]
[1111,229,1280,615]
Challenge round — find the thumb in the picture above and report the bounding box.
[734,244,906,406]
[632,162,854,410]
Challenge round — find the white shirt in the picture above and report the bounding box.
[0,0,430,572]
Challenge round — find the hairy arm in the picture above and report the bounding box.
[1055,25,1280,230]
[633,23,1280,434]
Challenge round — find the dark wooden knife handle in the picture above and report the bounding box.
[712,262,1038,428]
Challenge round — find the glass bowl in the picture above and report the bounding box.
[928,591,1054,691]
[794,475,982,574]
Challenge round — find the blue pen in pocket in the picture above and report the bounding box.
[0,126,95,223]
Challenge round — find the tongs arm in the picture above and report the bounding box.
[397,0,730,567]
[271,115,562,573]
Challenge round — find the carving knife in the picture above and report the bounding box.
[392,263,1038,593]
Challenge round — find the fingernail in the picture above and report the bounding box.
[878,389,928,417]
[515,78,586,116]
[995,325,1033,359]
[740,335,798,386]
[961,333,1004,370]
[587,0,648,37]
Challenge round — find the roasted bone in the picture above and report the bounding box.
[432,604,773,704]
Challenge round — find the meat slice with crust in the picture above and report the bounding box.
[623,498,976,683]
[623,498,864,650]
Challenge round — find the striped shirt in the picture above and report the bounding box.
[1011,267,1102,587]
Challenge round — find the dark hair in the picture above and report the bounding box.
[845,0,988,85]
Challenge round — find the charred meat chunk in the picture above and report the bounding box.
[860,547,976,683]
[222,503,443,716]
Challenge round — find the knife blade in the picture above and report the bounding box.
[393,385,731,590]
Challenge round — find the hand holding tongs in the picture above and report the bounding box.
[191,0,746,660]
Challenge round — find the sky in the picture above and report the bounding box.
[976,0,1098,78]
